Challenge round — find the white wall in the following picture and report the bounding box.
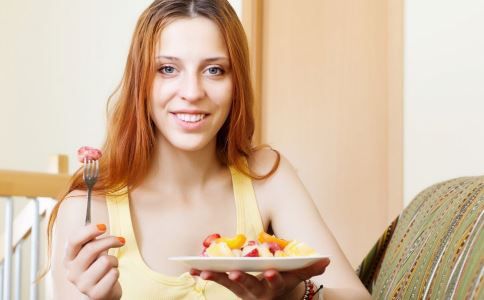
[0,0,154,173]
[228,0,242,17]
[404,0,484,204]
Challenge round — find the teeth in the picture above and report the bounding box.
[175,113,205,123]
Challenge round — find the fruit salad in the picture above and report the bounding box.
[201,232,318,257]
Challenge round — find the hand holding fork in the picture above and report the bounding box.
[68,147,123,299]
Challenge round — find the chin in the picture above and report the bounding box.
[168,135,214,152]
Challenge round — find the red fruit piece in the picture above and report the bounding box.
[247,240,257,246]
[203,233,221,248]
[267,242,282,254]
[244,248,259,257]
[77,146,102,162]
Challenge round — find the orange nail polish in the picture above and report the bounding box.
[117,237,126,244]
[97,224,106,232]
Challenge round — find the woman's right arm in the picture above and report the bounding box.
[50,191,124,299]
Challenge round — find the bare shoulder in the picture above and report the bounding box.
[248,147,306,218]
[247,146,297,177]
[55,190,109,233]
[248,147,299,190]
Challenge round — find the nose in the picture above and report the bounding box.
[179,72,205,102]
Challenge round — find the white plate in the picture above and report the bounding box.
[169,255,328,272]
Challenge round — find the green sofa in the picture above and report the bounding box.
[358,176,483,299]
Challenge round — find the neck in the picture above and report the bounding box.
[142,134,225,193]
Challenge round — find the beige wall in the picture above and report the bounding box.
[259,0,402,266]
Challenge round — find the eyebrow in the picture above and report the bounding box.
[155,55,229,63]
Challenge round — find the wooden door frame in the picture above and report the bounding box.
[241,0,404,222]
[242,0,263,145]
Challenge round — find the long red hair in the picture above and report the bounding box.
[43,0,279,277]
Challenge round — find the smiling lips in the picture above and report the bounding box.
[174,113,206,123]
[171,112,210,130]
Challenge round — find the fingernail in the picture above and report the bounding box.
[117,237,126,244]
[96,224,106,232]
[228,272,239,281]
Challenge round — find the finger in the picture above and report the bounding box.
[200,271,246,297]
[282,258,331,287]
[71,236,125,273]
[77,255,118,292]
[263,269,286,292]
[64,223,108,263]
[190,269,201,276]
[293,258,331,278]
[89,268,120,300]
[227,271,265,297]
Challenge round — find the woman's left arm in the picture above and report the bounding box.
[252,149,371,299]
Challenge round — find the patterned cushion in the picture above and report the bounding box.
[358,176,483,299]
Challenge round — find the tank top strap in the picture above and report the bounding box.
[106,187,134,258]
[229,159,264,241]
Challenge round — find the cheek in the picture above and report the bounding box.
[150,83,171,129]
[210,81,233,110]
[151,81,180,117]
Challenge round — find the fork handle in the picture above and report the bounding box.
[85,188,92,225]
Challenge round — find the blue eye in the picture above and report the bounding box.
[159,66,176,74]
[207,67,224,75]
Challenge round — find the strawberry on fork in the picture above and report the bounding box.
[77,146,102,162]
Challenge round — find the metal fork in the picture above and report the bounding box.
[83,158,99,225]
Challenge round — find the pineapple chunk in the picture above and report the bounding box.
[257,244,273,257]
[205,242,234,257]
[283,241,317,256]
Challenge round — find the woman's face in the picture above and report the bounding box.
[150,17,233,152]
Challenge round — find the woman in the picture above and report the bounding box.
[48,0,371,299]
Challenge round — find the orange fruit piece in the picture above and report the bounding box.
[258,231,290,249]
[216,234,247,249]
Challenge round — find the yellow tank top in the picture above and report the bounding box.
[106,165,264,299]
